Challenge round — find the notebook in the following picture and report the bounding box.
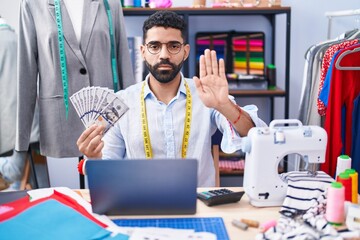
[86,159,198,215]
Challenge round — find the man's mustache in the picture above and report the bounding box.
[154,60,176,69]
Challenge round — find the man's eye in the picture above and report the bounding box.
[169,44,180,49]
[149,44,160,50]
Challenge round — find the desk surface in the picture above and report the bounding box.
[78,187,280,239]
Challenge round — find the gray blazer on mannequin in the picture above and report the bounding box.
[0,24,18,154]
[0,22,39,155]
[16,0,135,158]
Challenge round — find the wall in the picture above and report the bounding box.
[2,0,359,120]
[0,0,20,33]
[1,0,359,187]
[174,0,360,120]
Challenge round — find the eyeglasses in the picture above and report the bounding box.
[145,41,185,55]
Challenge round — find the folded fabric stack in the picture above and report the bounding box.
[0,187,217,240]
[256,171,359,240]
[0,187,128,240]
[219,159,245,171]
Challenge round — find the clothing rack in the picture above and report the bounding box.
[325,9,360,39]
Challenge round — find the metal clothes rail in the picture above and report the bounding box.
[325,9,360,39]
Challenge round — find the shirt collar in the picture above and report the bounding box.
[143,72,187,100]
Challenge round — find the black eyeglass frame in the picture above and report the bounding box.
[144,41,186,55]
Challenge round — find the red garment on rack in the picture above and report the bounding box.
[317,39,359,116]
[321,44,360,177]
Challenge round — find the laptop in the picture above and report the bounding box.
[86,159,198,215]
[0,190,28,205]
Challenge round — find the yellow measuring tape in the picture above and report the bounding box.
[141,81,192,158]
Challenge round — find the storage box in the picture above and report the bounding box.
[211,0,282,8]
[195,31,266,78]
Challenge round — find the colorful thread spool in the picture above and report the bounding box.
[335,155,352,178]
[345,169,358,204]
[326,182,345,225]
[336,172,352,202]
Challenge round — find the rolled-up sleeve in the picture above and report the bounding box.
[217,103,267,154]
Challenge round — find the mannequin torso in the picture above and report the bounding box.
[0,17,7,25]
[63,0,84,43]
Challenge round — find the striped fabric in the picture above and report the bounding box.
[254,171,360,239]
[256,189,358,240]
[219,160,245,171]
[280,171,334,213]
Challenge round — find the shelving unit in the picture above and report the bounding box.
[123,6,291,120]
[123,7,291,186]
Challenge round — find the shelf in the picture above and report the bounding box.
[220,165,284,176]
[229,87,286,97]
[123,7,291,15]
[124,6,291,120]
[220,169,244,176]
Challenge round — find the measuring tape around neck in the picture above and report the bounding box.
[54,0,119,118]
[140,81,192,159]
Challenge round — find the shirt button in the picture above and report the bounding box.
[80,68,87,75]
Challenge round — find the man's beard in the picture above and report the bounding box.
[145,59,184,84]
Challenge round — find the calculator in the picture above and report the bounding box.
[197,188,245,206]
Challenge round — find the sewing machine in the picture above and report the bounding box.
[242,119,327,207]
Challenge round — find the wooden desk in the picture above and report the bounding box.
[78,187,281,240]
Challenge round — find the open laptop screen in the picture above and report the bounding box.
[86,159,198,215]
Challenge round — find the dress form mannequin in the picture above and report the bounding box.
[0,18,40,190]
[63,0,84,43]
[16,0,134,187]
[47,0,86,189]
[0,17,7,25]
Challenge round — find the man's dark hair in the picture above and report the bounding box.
[142,11,186,43]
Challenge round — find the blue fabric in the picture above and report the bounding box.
[352,96,360,191]
[0,199,128,240]
[342,106,346,155]
[319,51,340,107]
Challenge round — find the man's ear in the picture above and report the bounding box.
[140,44,146,60]
[183,44,190,61]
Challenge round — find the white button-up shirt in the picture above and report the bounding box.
[102,74,267,187]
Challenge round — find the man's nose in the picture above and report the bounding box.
[158,44,170,59]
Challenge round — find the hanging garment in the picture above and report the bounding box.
[320,44,360,178]
[302,43,329,125]
[317,39,359,116]
[351,96,360,191]
[15,0,135,157]
[0,23,17,154]
[0,21,39,154]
